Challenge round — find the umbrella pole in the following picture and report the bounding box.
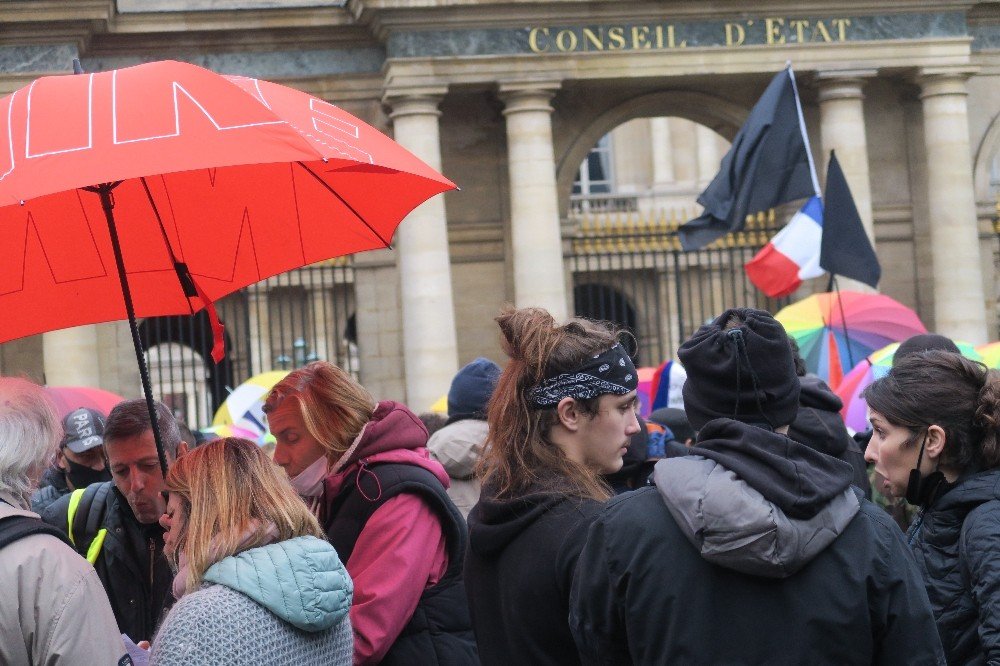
[832,276,856,369]
[88,183,170,478]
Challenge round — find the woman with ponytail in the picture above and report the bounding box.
[464,306,640,665]
[864,350,1000,664]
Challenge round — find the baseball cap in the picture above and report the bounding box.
[62,407,106,453]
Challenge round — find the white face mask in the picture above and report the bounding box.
[290,455,329,498]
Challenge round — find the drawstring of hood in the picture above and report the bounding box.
[726,328,773,431]
[356,460,383,502]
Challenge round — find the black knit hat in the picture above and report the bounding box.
[678,307,800,431]
[893,334,960,368]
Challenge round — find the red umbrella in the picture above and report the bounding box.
[44,386,125,419]
[0,60,455,472]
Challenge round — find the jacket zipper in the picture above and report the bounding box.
[148,538,155,591]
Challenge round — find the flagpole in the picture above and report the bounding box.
[786,62,822,198]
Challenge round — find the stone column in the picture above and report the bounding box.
[384,89,459,411]
[499,82,568,321]
[695,124,720,188]
[817,71,877,242]
[650,117,675,185]
[817,71,878,294]
[917,68,988,344]
[42,326,101,386]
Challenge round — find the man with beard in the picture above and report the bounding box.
[43,399,188,643]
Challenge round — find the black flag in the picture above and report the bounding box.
[679,68,815,250]
[820,151,881,289]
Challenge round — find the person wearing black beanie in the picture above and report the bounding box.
[570,308,944,665]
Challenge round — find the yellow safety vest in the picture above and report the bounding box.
[66,488,108,565]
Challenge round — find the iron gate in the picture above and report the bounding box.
[141,260,356,429]
[567,208,791,367]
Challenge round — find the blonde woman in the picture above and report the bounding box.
[150,437,353,665]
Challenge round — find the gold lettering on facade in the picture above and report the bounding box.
[812,20,833,42]
[528,27,550,53]
[555,29,578,51]
[725,22,746,47]
[526,16,849,54]
[607,26,626,50]
[582,27,604,50]
[789,19,810,43]
[667,24,686,48]
[765,18,786,45]
[631,25,652,49]
[832,18,851,41]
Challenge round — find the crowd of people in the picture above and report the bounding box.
[1,304,999,664]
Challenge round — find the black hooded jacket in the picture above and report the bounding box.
[465,487,602,666]
[908,468,1000,664]
[570,419,945,665]
[788,375,872,499]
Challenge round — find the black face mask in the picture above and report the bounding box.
[904,431,948,507]
[65,457,112,489]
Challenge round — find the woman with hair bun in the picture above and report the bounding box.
[864,350,1000,664]
[465,306,640,665]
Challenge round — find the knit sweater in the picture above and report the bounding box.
[150,535,354,665]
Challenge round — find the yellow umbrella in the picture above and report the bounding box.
[212,370,289,436]
[429,395,448,415]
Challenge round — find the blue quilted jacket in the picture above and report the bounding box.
[150,535,354,665]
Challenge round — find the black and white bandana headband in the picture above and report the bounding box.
[527,343,638,408]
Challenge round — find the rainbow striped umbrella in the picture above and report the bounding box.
[776,291,927,390]
[836,340,981,433]
[977,342,1000,369]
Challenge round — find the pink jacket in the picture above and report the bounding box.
[323,402,451,665]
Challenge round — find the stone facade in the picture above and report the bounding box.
[1,0,998,418]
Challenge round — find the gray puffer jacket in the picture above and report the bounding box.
[908,468,1000,665]
[151,535,354,665]
[428,419,488,519]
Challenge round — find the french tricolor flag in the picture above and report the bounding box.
[745,196,824,298]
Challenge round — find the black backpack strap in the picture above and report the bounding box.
[0,514,72,550]
[70,482,111,556]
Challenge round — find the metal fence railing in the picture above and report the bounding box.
[141,259,356,429]
[567,207,791,366]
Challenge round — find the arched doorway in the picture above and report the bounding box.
[573,283,639,360]
[564,105,791,364]
[138,311,234,428]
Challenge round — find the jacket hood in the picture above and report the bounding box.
[203,535,353,632]
[787,376,850,458]
[687,418,854,519]
[324,406,450,498]
[797,375,843,412]
[342,400,428,467]
[654,418,860,578]
[468,490,568,557]
[427,419,489,480]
